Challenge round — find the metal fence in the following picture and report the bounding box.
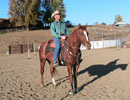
[80,26,130,50]
[88,26,130,44]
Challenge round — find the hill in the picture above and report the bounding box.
[0,25,130,54]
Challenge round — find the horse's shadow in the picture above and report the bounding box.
[77,59,128,92]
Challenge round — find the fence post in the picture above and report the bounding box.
[33,44,36,56]
[7,29,9,33]
[27,43,31,59]
[21,44,23,53]
[9,46,11,54]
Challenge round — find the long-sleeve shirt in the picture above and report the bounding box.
[50,20,70,38]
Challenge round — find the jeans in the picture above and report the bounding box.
[53,37,61,63]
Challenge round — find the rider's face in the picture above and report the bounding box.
[54,14,61,21]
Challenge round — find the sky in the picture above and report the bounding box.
[0,0,130,25]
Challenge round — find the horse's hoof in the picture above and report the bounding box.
[52,77,56,86]
[69,90,74,95]
[53,83,56,86]
[74,88,79,94]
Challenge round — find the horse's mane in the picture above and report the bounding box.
[67,27,80,41]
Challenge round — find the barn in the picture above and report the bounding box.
[0,18,10,29]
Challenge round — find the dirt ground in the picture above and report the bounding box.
[0,30,53,54]
[0,48,130,100]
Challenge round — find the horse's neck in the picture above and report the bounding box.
[67,30,81,48]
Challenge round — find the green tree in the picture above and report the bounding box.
[101,22,106,25]
[113,14,123,24]
[50,0,66,20]
[24,0,41,30]
[41,0,53,25]
[41,0,66,26]
[8,0,66,29]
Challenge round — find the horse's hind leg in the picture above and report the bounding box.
[40,59,46,87]
[50,62,56,86]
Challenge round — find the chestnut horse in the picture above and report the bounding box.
[39,24,91,94]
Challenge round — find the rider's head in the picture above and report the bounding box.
[51,10,61,22]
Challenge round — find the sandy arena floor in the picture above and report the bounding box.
[0,48,130,100]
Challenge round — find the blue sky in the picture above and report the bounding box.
[0,0,130,25]
[64,0,130,25]
[0,0,9,18]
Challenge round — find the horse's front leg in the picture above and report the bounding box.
[73,64,80,93]
[67,65,74,95]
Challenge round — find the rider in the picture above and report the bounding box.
[50,10,70,67]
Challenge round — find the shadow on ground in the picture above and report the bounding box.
[47,59,128,99]
[78,59,128,92]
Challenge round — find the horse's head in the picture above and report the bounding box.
[77,24,91,49]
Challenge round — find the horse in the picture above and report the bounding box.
[39,24,91,94]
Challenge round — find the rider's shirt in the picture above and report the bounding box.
[50,20,70,38]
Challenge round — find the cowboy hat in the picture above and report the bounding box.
[51,10,60,18]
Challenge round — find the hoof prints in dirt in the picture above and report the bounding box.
[0,82,40,100]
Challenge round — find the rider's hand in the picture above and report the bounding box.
[61,36,66,40]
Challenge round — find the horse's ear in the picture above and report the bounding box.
[78,24,81,29]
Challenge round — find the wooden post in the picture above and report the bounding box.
[33,44,36,56]
[21,44,23,54]
[27,43,31,59]
[9,46,11,54]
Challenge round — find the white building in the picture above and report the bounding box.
[114,22,127,27]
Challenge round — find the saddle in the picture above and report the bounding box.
[46,39,66,66]
[46,39,64,52]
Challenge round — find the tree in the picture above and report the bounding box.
[8,0,66,29]
[101,22,106,25]
[65,20,73,27]
[8,0,24,26]
[50,0,66,20]
[8,0,42,30]
[95,22,98,25]
[41,0,66,26]
[41,0,53,25]
[24,0,41,30]
[113,14,123,24]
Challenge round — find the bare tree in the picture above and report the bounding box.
[113,14,123,24]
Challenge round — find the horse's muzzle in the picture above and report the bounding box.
[85,42,91,50]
